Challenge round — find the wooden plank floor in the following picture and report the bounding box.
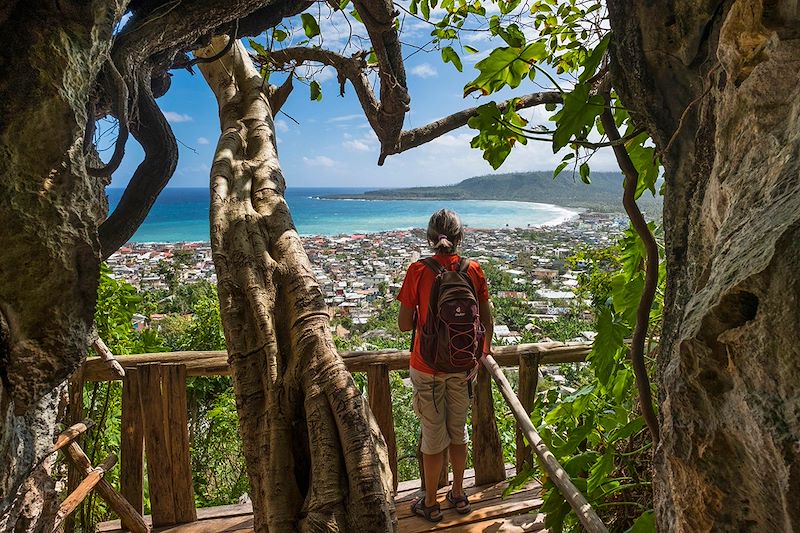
[98,469,545,533]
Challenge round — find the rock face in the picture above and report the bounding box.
[608,0,800,531]
[0,1,122,528]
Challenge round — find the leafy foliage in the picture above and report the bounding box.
[506,225,662,532]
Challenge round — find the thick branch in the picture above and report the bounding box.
[88,58,129,178]
[351,0,409,157]
[265,47,382,135]
[599,100,661,445]
[98,71,177,258]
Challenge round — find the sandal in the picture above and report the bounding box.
[446,490,472,515]
[412,497,443,523]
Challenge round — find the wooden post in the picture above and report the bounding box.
[53,455,118,531]
[63,442,149,533]
[471,362,506,485]
[163,364,196,523]
[139,363,176,526]
[516,353,540,474]
[120,368,144,515]
[482,355,609,533]
[367,364,398,491]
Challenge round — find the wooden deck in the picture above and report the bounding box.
[98,468,545,533]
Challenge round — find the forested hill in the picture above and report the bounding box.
[331,171,662,211]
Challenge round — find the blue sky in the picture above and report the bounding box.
[107,5,617,189]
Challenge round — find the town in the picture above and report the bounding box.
[107,212,627,345]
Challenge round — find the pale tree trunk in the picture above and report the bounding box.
[196,38,396,532]
[0,1,125,530]
[607,1,800,531]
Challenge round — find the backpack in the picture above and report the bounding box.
[415,257,485,373]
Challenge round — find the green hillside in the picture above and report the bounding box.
[330,171,661,212]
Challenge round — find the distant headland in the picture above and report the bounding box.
[325,171,662,213]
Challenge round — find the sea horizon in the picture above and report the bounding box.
[107,186,580,243]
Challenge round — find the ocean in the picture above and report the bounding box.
[107,187,578,243]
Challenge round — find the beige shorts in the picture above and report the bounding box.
[410,367,471,455]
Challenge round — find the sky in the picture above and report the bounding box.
[106,4,618,189]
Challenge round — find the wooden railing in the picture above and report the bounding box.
[74,341,594,530]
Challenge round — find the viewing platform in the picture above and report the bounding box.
[71,342,605,533]
[98,468,545,532]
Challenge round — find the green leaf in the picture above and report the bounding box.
[463,44,479,54]
[551,83,604,151]
[626,511,656,533]
[272,29,288,42]
[579,162,590,184]
[421,0,430,19]
[503,462,535,497]
[587,449,615,494]
[553,160,570,178]
[578,34,610,83]
[441,46,463,72]
[248,38,268,57]
[300,13,320,38]
[611,271,644,325]
[589,307,627,387]
[309,80,322,101]
[627,136,660,198]
[464,41,546,96]
[339,0,351,8]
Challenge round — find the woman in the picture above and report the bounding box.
[397,209,493,522]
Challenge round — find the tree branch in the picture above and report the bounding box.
[88,58,129,178]
[98,70,177,258]
[599,97,661,445]
[385,91,562,159]
[264,47,382,135]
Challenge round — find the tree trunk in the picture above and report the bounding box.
[0,1,124,529]
[196,38,396,532]
[607,1,800,531]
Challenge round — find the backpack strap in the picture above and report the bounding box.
[419,257,446,274]
[456,257,479,297]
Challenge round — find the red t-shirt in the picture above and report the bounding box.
[397,254,490,374]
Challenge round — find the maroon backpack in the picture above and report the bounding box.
[416,257,485,373]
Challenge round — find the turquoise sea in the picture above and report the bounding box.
[107,187,578,243]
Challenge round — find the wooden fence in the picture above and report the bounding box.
[73,341,592,529]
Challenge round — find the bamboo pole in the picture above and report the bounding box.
[53,455,118,531]
[51,419,94,455]
[92,338,126,377]
[63,442,149,533]
[481,354,609,533]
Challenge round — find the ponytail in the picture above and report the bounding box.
[427,210,463,254]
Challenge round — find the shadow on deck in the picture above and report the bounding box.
[97,467,546,533]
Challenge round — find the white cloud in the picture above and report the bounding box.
[275,119,289,133]
[328,114,364,123]
[163,111,193,123]
[343,139,371,152]
[410,63,438,78]
[303,155,336,168]
[196,137,210,145]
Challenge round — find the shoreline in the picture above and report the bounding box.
[120,210,595,247]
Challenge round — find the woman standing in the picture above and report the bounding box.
[397,209,494,522]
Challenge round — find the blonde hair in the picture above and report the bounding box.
[427,209,463,254]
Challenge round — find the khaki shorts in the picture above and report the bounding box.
[410,367,471,455]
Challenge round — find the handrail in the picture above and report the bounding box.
[80,341,591,381]
[482,354,609,533]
